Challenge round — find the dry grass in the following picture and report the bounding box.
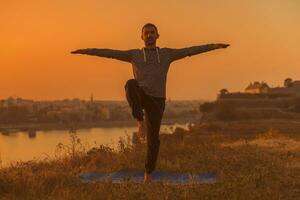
[0,121,299,200]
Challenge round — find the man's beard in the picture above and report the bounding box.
[145,39,155,46]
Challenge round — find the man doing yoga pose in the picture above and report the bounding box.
[71,23,230,183]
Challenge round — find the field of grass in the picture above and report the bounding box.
[0,119,299,199]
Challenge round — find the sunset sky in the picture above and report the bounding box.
[1,0,300,100]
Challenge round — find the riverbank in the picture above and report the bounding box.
[0,117,198,133]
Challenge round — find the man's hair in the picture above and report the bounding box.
[142,23,158,34]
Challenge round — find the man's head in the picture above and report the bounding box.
[141,23,159,47]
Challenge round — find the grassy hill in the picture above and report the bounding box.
[0,119,299,199]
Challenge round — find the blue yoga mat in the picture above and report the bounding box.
[79,171,216,185]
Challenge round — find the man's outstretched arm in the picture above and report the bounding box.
[169,43,230,62]
[71,48,134,63]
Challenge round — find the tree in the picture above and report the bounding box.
[219,88,229,95]
[284,78,293,87]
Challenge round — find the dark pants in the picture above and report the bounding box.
[124,79,166,174]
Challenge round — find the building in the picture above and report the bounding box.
[291,80,300,87]
[245,82,269,94]
[244,79,300,97]
[268,80,300,97]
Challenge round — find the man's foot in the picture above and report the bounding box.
[137,120,146,142]
[144,172,151,183]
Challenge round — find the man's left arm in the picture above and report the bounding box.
[169,43,230,62]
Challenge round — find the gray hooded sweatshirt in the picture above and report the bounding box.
[79,44,218,98]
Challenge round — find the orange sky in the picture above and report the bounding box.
[1,0,300,100]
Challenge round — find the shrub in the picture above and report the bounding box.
[215,101,238,121]
[199,102,215,113]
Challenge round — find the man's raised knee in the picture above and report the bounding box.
[125,79,138,89]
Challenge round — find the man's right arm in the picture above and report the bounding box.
[71,48,134,63]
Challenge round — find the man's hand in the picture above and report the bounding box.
[214,43,230,49]
[71,49,85,54]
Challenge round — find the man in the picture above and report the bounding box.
[71,23,230,183]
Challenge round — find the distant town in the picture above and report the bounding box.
[3,77,299,132]
[0,95,202,132]
[218,78,300,99]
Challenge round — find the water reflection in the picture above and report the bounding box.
[0,123,190,167]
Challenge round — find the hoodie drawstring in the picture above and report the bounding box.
[142,47,160,63]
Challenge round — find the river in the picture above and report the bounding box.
[0,123,190,167]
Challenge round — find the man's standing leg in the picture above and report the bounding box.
[143,95,166,182]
